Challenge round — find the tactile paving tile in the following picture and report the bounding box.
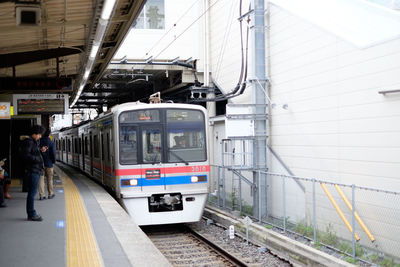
[61,174,103,267]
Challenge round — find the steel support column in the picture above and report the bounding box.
[251,0,268,219]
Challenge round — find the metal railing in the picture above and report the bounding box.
[208,167,400,266]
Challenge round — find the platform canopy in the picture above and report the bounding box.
[0,0,146,108]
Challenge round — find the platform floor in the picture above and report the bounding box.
[0,163,171,267]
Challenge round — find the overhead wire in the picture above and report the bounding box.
[127,0,204,76]
[214,0,238,81]
[153,0,223,60]
[143,0,202,59]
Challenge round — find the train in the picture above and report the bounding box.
[53,102,209,225]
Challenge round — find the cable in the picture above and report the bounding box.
[214,0,237,81]
[154,0,223,59]
[193,0,251,102]
[143,0,202,58]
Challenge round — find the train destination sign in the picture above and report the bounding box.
[13,94,69,115]
[0,77,72,92]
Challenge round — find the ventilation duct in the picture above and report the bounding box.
[16,6,41,26]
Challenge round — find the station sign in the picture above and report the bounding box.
[13,94,69,115]
[0,77,72,92]
[0,102,11,119]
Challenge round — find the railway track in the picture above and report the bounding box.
[143,224,248,267]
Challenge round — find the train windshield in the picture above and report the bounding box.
[119,126,138,164]
[167,109,206,163]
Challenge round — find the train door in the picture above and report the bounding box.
[100,131,105,184]
[61,138,65,162]
[90,133,94,177]
[102,128,113,188]
[140,125,165,189]
[81,134,85,170]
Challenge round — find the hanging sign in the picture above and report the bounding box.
[13,94,69,115]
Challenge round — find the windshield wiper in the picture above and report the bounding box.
[169,150,189,165]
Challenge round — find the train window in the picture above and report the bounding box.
[106,133,110,161]
[166,109,206,162]
[119,110,159,123]
[93,135,100,158]
[74,138,78,153]
[78,138,82,154]
[67,139,71,153]
[119,126,137,164]
[142,128,162,163]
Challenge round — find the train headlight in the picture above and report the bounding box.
[121,179,138,186]
[191,175,207,183]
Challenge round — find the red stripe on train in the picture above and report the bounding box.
[115,165,210,176]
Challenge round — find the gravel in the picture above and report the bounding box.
[188,219,292,267]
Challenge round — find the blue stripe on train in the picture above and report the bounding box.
[121,175,207,187]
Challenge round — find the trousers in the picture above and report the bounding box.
[39,167,54,197]
[26,171,40,217]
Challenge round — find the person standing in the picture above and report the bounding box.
[38,129,56,200]
[0,159,7,208]
[21,125,47,221]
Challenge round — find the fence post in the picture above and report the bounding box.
[258,170,261,222]
[239,171,242,213]
[221,141,226,208]
[217,166,220,207]
[282,175,286,232]
[352,184,356,259]
[313,178,317,243]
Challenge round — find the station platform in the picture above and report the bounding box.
[0,163,171,267]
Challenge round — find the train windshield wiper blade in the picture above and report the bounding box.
[169,150,189,165]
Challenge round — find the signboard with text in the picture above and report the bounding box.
[0,78,72,92]
[13,94,69,115]
[0,102,11,119]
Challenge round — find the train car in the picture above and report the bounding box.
[57,126,79,168]
[54,102,209,225]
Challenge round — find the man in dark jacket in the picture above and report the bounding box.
[21,125,47,221]
[39,129,56,200]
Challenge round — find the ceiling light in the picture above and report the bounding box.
[90,44,100,59]
[101,0,116,20]
[84,70,90,80]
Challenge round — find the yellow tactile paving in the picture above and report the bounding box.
[61,175,103,267]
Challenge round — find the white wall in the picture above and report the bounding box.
[268,3,400,255]
[268,3,400,191]
[208,0,252,104]
[115,0,200,61]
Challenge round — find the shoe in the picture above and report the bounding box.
[48,194,55,199]
[39,196,46,200]
[0,203,7,208]
[28,215,43,221]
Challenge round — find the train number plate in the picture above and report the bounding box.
[146,169,161,180]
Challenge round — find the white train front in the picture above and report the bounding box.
[54,102,209,225]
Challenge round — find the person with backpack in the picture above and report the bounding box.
[38,129,56,200]
[21,125,47,221]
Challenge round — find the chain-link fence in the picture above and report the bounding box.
[208,166,400,266]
